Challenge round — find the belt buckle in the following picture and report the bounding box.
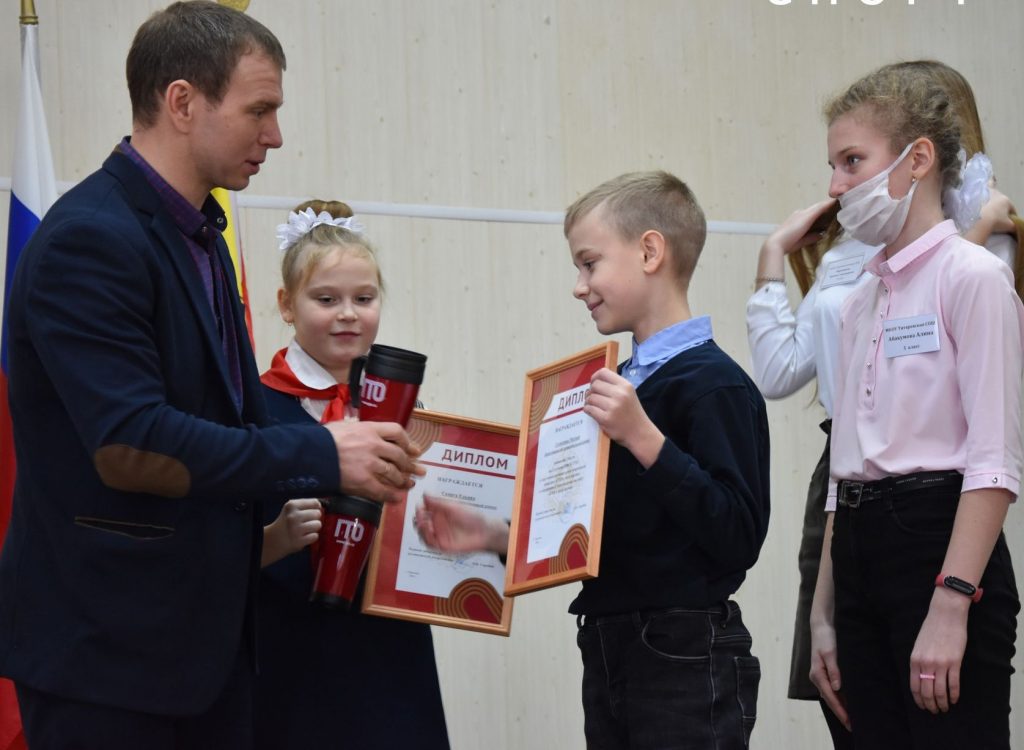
[842,482,864,509]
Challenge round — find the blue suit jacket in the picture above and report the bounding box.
[0,151,340,715]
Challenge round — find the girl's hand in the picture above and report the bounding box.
[584,368,664,469]
[763,199,838,258]
[909,588,970,714]
[261,497,323,567]
[808,517,851,733]
[278,497,323,553]
[808,617,851,731]
[965,187,1017,244]
[754,199,837,289]
[414,494,509,555]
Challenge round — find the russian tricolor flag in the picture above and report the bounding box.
[2,21,56,550]
[1,17,56,750]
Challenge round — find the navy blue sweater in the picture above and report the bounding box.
[569,340,771,616]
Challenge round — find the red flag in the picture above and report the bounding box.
[1,10,57,748]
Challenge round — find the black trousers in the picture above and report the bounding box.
[576,601,760,750]
[832,484,1019,750]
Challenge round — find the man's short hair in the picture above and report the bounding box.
[127,1,286,127]
[564,171,707,285]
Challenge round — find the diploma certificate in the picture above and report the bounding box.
[361,410,517,636]
[526,386,600,563]
[505,342,617,596]
[395,441,515,598]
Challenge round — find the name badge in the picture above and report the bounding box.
[820,253,865,289]
[883,313,940,358]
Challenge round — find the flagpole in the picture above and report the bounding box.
[20,0,38,25]
[4,8,45,748]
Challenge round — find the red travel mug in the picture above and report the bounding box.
[349,344,427,427]
[309,344,427,609]
[309,495,383,609]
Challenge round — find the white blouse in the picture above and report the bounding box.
[746,239,877,418]
[283,338,335,421]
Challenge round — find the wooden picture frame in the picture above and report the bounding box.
[362,409,518,636]
[504,342,618,596]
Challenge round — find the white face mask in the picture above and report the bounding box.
[836,141,918,247]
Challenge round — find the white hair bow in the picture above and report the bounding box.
[276,207,366,251]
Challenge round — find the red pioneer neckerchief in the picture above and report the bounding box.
[260,347,351,424]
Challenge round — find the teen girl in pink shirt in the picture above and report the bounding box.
[808,63,1023,749]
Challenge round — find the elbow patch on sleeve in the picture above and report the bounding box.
[93,444,191,498]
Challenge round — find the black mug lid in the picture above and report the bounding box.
[365,344,427,385]
[320,494,383,524]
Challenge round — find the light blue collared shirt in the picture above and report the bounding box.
[622,315,713,388]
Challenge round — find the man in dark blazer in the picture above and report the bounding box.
[0,3,420,748]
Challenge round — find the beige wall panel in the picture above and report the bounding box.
[2,2,1023,749]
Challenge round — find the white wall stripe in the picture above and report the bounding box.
[0,177,777,236]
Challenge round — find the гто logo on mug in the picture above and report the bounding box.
[361,377,387,405]
[332,517,365,548]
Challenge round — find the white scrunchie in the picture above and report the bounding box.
[943,149,992,232]
[275,207,366,251]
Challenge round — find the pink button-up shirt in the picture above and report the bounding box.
[827,220,1024,511]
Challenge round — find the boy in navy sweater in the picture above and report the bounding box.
[415,171,770,748]
[566,171,770,749]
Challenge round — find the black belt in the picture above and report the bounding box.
[837,470,963,509]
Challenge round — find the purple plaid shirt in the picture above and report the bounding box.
[117,137,244,411]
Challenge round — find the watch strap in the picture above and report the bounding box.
[935,573,983,603]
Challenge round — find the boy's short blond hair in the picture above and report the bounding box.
[564,171,707,285]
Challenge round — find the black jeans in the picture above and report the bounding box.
[832,485,1019,749]
[576,601,760,750]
